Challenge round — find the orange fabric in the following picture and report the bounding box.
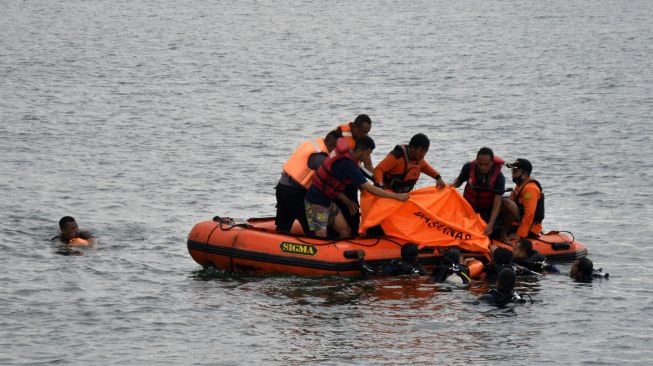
[282,138,328,189]
[360,186,490,253]
[337,123,355,150]
[510,178,543,237]
[373,146,440,186]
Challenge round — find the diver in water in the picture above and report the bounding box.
[484,246,514,283]
[431,247,472,285]
[512,239,560,274]
[569,257,609,282]
[478,268,531,307]
[380,243,427,276]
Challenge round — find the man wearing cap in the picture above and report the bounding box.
[502,158,545,242]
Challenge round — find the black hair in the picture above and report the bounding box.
[476,147,494,160]
[443,246,461,265]
[324,130,340,143]
[576,257,593,277]
[497,267,516,291]
[59,216,76,230]
[354,135,375,152]
[401,243,419,264]
[408,133,430,150]
[493,247,513,265]
[353,114,372,128]
[517,239,536,256]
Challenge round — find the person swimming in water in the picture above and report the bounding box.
[478,268,531,307]
[52,216,95,247]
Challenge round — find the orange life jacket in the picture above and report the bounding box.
[383,144,422,193]
[282,138,328,189]
[512,178,545,224]
[463,156,505,212]
[337,122,356,150]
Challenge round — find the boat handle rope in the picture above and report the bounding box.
[536,230,575,245]
[211,216,405,248]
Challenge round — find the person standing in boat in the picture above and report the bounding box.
[373,133,446,193]
[329,114,373,237]
[451,147,509,238]
[501,158,545,242]
[305,136,409,239]
[275,131,339,235]
[51,216,95,246]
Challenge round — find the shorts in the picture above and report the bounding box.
[304,199,340,233]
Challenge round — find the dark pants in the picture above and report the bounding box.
[275,183,311,235]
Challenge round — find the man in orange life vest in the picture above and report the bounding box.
[502,158,545,242]
[305,136,409,239]
[373,133,445,193]
[275,131,339,234]
[451,147,508,238]
[329,114,373,236]
[332,114,373,170]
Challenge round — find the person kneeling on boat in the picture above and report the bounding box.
[500,158,545,243]
[275,131,339,235]
[51,216,95,246]
[478,268,530,307]
[451,147,509,238]
[304,136,409,238]
[373,133,445,193]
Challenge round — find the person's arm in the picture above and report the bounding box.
[515,184,540,238]
[485,174,506,235]
[373,154,399,187]
[362,155,374,172]
[360,182,409,201]
[307,152,327,170]
[336,192,359,215]
[484,195,503,236]
[420,160,445,188]
[450,163,470,188]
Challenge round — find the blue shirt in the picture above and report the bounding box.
[306,158,367,206]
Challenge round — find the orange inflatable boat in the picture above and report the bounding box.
[187,216,489,277]
[186,216,587,277]
[492,231,588,262]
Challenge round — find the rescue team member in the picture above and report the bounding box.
[331,114,373,170]
[502,158,545,242]
[451,147,508,238]
[304,136,409,239]
[330,114,373,236]
[373,133,445,193]
[275,131,339,234]
[477,267,529,307]
[51,216,95,246]
[570,257,594,283]
[512,238,547,273]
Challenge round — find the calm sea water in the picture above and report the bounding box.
[1,0,652,364]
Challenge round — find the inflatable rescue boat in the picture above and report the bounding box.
[186,216,587,277]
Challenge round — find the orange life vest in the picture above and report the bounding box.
[282,138,328,189]
[337,122,356,150]
[383,144,422,193]
[512,178,545,224]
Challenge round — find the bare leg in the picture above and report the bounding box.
[332,211,352,238]
[499,198,518,243]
